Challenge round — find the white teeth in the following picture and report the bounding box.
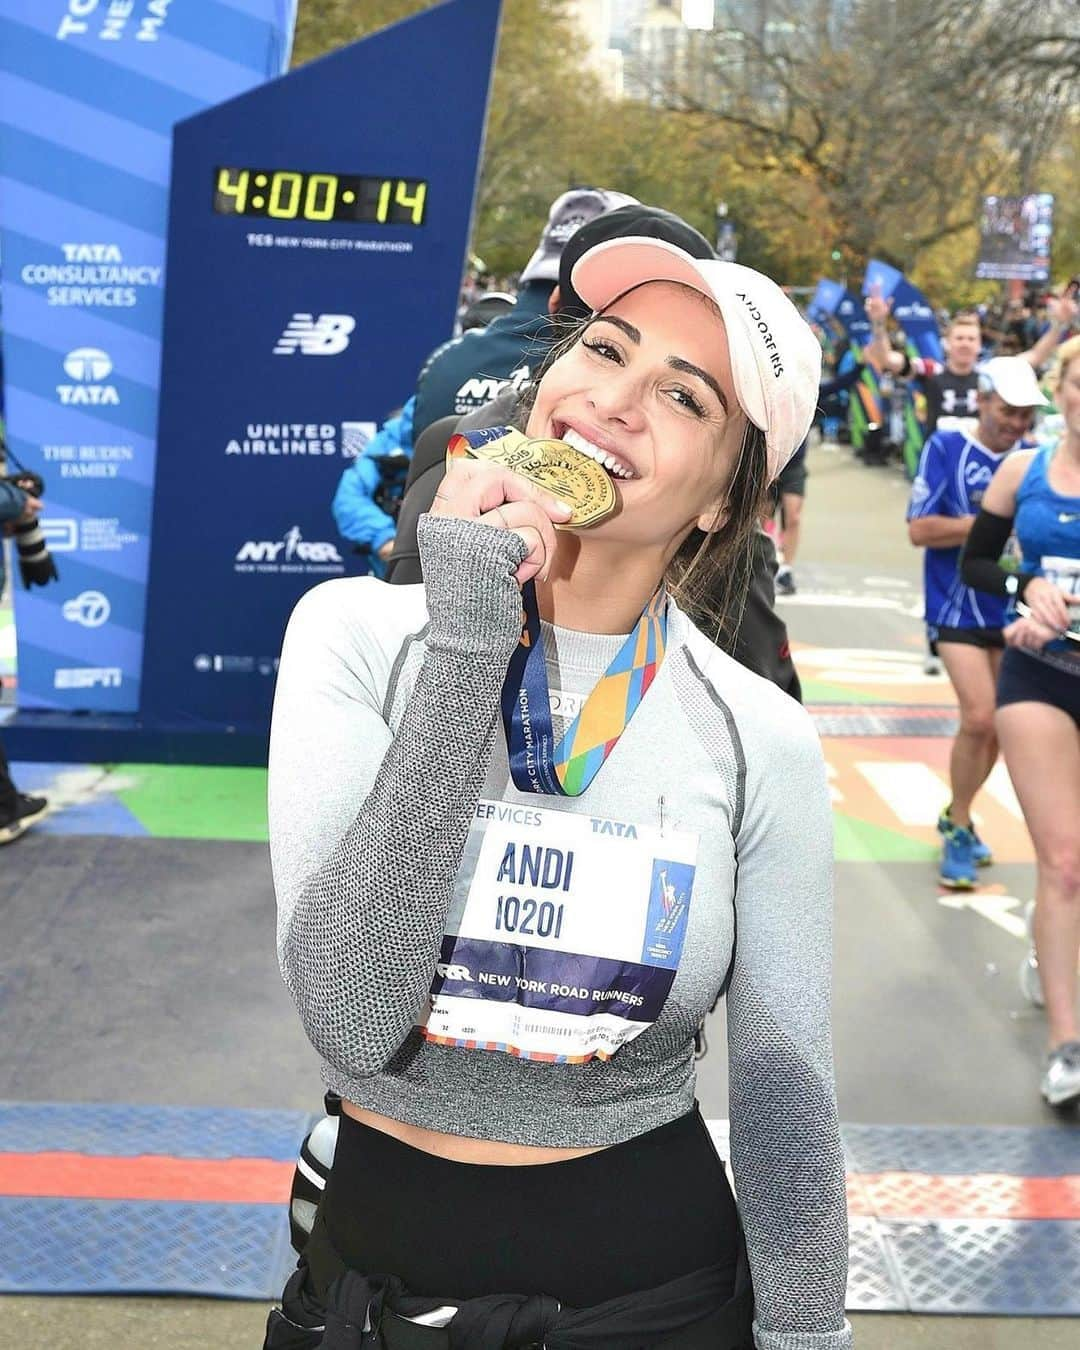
[561,427,636,479]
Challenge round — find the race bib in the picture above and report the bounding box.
[1042,556,1080,637]
[420,801,699,1063]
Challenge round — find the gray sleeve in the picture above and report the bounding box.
[725,705,852,1350]
[270,513,526,1079]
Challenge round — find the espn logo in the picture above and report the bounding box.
[54,667,123,690]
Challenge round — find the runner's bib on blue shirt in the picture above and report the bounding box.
[907,429,1011,630]
[420,801,698,1064]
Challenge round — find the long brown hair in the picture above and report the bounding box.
[515,312,771,647]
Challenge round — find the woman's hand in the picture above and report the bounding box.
[1004,615,1059,652]
[1021,575,1075,633]
[430,458,572,586]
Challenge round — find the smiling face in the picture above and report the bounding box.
[977,390,1035,453]
[525,281,748,559]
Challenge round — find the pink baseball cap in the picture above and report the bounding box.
[570,237,822,481]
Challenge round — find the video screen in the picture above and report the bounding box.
[975,194,1053,282]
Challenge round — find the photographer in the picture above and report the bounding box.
[0,475,48,845]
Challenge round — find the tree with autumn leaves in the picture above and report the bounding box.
[293,0,1079,308]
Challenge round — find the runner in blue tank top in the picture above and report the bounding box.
[961,334,1080,1107]
[906,356,1044,887]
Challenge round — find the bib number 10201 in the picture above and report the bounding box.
[495,895,565,939]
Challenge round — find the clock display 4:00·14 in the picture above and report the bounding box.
[213,167,428,225]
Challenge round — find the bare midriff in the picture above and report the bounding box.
[343,1101,606,1166]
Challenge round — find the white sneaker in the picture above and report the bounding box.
[1041,1041,1080,1107]
[1019,900,1045,1008]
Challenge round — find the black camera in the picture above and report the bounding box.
[2,469,59,589]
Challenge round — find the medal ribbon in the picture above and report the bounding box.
[501,581,667,797]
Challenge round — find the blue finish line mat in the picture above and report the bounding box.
[1,1105,1078,1311]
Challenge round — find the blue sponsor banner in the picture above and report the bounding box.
[862,258,943,364]
[0,1,294,712]
[140,0,502,731]
[835,290,871,351]
[808,278,844,326]
[808,280,869,351]
[862,259,944,474]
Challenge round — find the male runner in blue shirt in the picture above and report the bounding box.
[907,356,1044,886]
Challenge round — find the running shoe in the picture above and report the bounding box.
[775,565,796,596]
[1019,900,1046,1008]
[1041,1041,1080,1108]
[0,793,48,846]
[937,808,992,866]
[938,819,977,888]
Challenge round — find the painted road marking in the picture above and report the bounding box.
[0,1153,292,1204]
[793,642,956,707]
[856,761,949,826]
[938,891,1028,940]
[827,738,1034,864]
[798,647,936,686]
[779,593,922,614]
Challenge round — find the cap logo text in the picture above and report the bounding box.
[735,292,784,378]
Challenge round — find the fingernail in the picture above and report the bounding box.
[551,499,573,517]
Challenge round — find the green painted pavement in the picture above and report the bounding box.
[798,676,883,706]
[114,763,269,841]
[833,811,938,864]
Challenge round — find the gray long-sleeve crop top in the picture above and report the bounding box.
[268,514,851,1350]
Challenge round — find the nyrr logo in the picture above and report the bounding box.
[57,347,119,405]
[62,590,111,628]
[454,364,531,411]
[234,526,345,575]
[273,314,355,356]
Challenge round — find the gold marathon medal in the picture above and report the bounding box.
[446,426,616,529]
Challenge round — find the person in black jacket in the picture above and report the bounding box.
[386,203,802,700]
[410,188,636,441]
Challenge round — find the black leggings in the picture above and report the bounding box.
[321,1107,741,1310]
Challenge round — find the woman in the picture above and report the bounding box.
[268,238,851,1348]
[961,335,1080,1108]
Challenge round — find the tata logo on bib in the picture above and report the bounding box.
[62,590,111,628]
[57,348,119,406]
[273,314,355,356]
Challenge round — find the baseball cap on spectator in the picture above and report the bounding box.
[461,292,516,331]
[571,237,822,481]
[556,203,715,319]
[518,188,638,286]
[977,355,1047,408]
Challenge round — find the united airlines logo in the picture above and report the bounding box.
[273,314,355,356]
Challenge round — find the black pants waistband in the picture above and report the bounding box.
[299,1208,754,1350]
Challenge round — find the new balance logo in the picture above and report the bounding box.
[273,314,355,356]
